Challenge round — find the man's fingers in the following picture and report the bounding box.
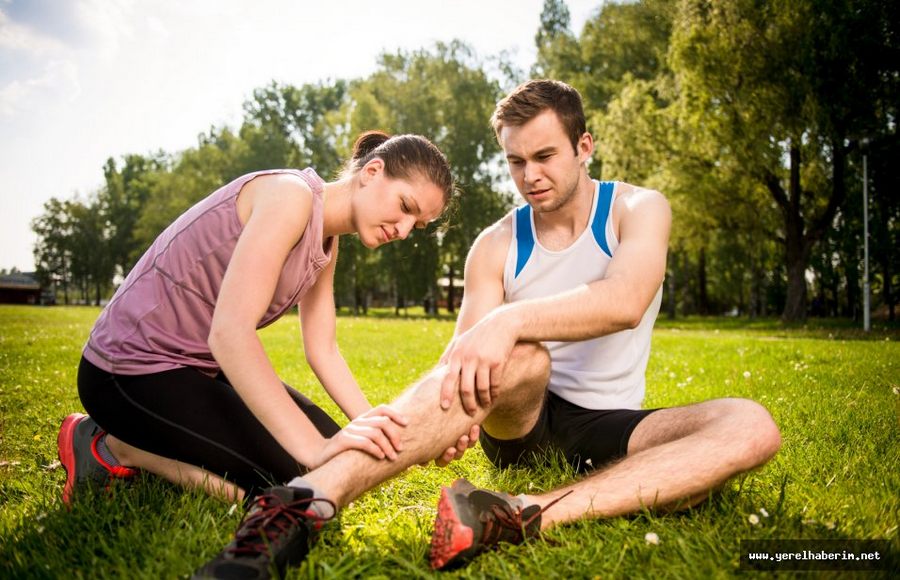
[476,365,492,407]
[460,363,478,415]
[468,424,480,446]
[440,360,460,410]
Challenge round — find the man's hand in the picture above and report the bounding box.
[439,307,519,415]
[432,424,480,467]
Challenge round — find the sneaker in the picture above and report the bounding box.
[430,478,567,570]
[192,486,335,580]
[57,413,138,505]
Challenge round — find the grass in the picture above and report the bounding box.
[0,305,898,578]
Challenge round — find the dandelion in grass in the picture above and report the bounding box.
[759,508,769,518]
[644,532,659,545]
[893,386,899,396]
[748,514,760,525]
[743,371,752,379]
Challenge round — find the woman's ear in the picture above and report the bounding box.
[359,158,384,186]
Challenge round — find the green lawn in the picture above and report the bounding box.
[1,305,897,578]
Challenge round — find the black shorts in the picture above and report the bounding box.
[480,391,658,473]
[77,357,340,497]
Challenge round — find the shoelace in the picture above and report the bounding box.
[480,490,573,546]
[228,494,336,557]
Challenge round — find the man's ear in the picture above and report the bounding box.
[577,132,594,165]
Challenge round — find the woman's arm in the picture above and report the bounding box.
[299,241,371,420]
[209,175,404,469]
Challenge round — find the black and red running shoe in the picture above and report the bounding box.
[429,478,546,569]
[57,413,138,505]
[192,486,335,580]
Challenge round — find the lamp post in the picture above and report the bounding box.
[862,139,870,332]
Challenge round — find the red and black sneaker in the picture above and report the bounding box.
[57,413,138,505]
[192,486,335,580]
[430,478,552,570]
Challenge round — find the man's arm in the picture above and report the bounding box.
[443,186,671,414]
[438,216,512,412]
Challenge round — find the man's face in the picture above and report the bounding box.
[499,109,592,214]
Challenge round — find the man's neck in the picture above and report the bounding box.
[533,172,595,250]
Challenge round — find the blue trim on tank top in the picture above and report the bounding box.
[514,204,534,278]
[591,181,614,258]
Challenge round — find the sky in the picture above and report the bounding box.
[0,0,602,272]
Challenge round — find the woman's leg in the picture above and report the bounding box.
[77,357,340,499]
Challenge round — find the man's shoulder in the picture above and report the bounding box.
[465,212,514,273]
[611,182,671,242]
[613,182,668,207]
[474,211,515,250]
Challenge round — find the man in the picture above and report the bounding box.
[193,80,780,578]
[427,79,781,568]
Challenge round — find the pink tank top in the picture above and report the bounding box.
[83,168,334,375]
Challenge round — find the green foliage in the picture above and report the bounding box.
[340,42,510,313]
[0,306,897,577]
[27,1,899,321]
[667,0,897,321]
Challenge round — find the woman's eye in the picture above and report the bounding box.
[401,202,409,212]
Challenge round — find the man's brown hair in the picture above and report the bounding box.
[490,79,587,152]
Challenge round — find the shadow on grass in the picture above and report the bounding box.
[0,478,233,579]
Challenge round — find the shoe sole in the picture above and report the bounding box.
[57,413,86,506]
[429,484,474,570]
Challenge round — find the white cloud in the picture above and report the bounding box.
[73,0,136,60]
[0,58,79,116]
[0,8,66,55]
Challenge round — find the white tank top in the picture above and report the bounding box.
[502,180,662,410]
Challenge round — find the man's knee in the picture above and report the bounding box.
[726,399,781,469]
[501,342,551,393]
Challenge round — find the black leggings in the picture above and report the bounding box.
[77,357,340,497]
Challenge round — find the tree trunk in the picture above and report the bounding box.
[697,246,709,315]
[878,191,894,321]
[666,261,677,320]
[783,257,808,322]
[446,265,457,315]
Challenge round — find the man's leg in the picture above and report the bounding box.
[303,342,551,507]
[521,398,781,528]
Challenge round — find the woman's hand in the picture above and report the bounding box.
[312,405,409,468]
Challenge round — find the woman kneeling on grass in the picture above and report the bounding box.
[58,131,474,578]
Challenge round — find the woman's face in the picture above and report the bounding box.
[353,159,446,249]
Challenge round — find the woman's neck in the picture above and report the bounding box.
[322,177,355,238]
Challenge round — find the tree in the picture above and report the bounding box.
[32,198,74,304]
[100,154,163,278]
[344,42,508,314]
[670,0,897,321]
[532,0,582,80]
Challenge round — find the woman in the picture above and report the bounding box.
[58,131,470,505]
